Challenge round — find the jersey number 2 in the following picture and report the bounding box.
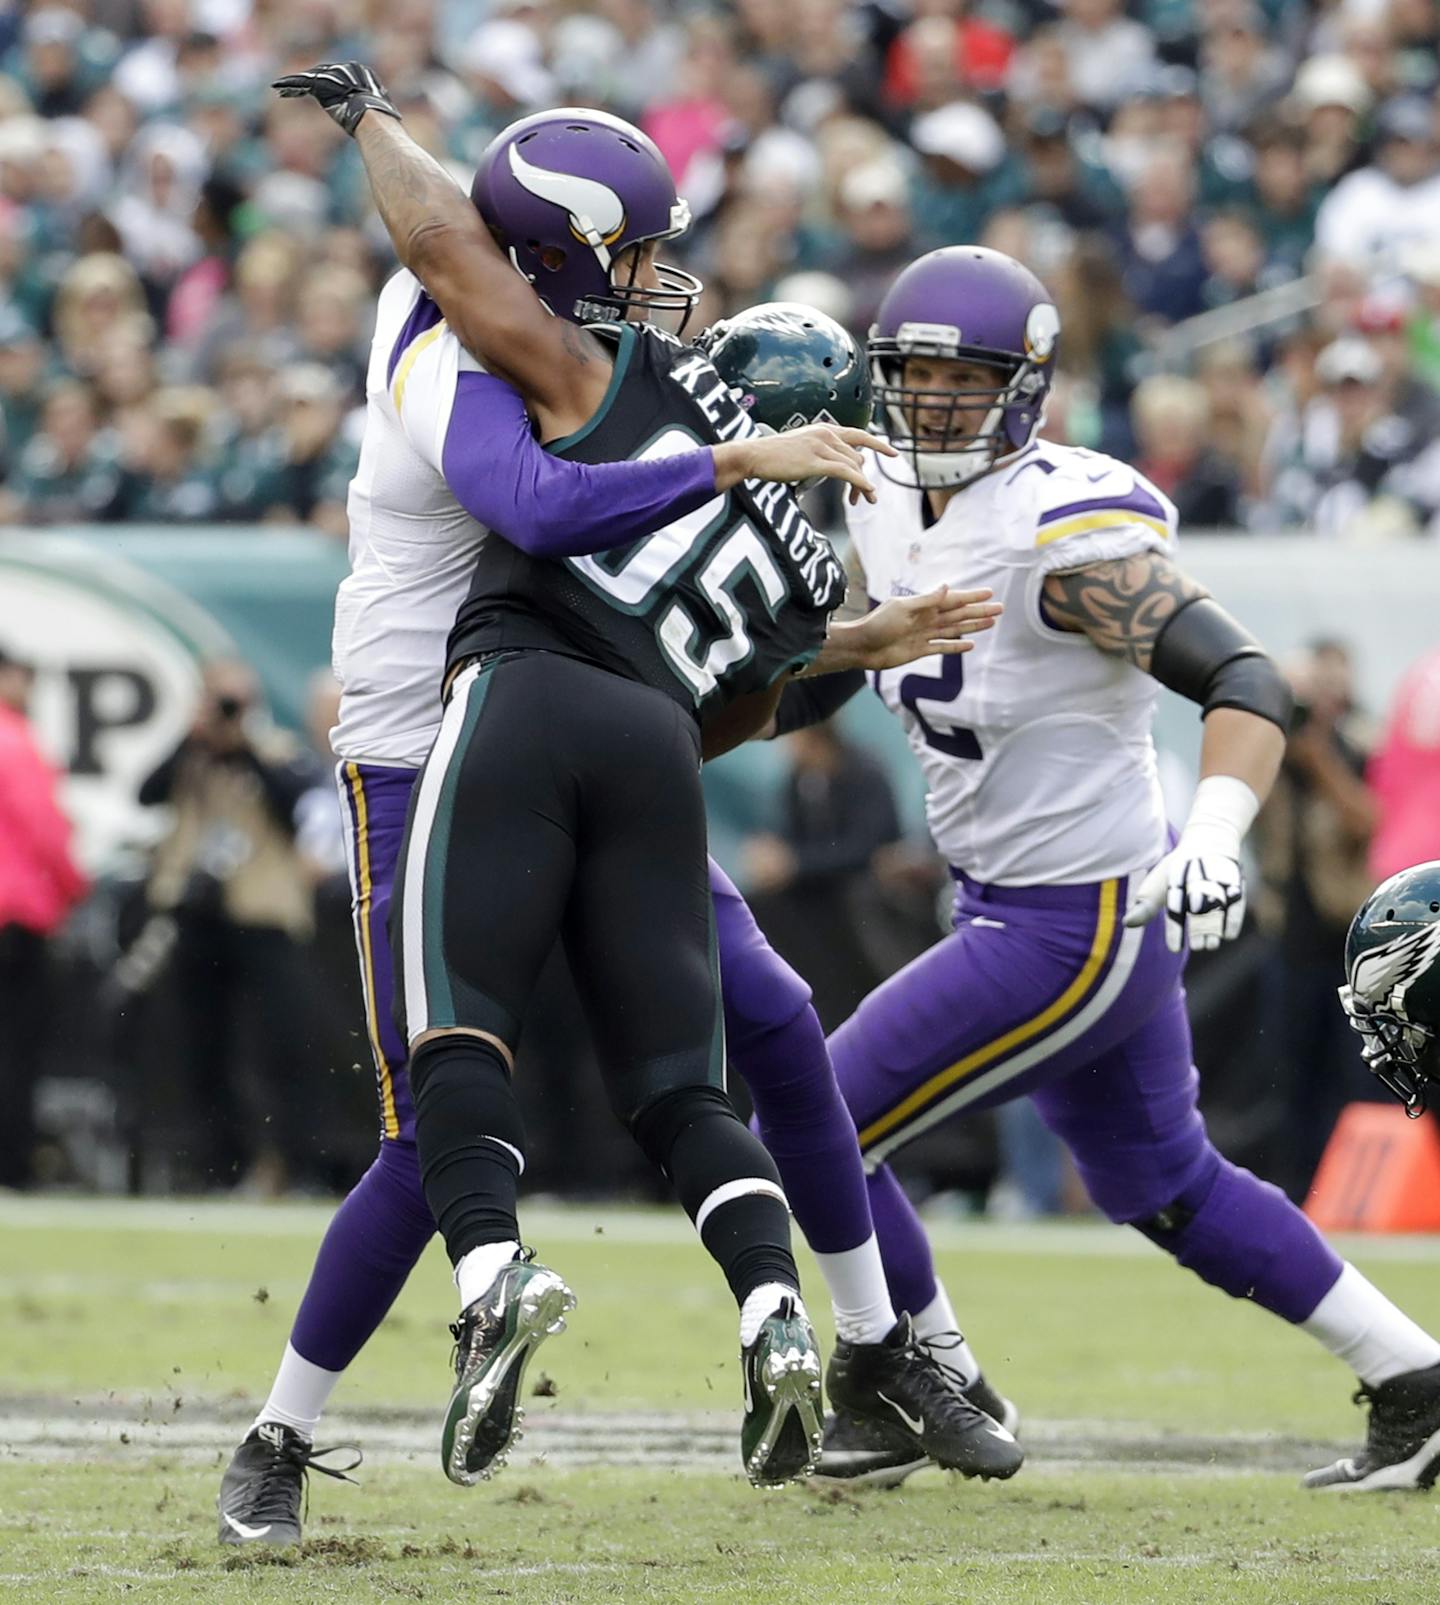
[898,655,982,760]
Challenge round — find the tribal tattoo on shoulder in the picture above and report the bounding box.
[1040,552,1207,674]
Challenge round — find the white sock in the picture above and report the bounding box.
[254,1342,342,1440]
[739,1282,808,1349]
[455,1240,522,1311]
[1302,1262,1440,1386]
[911,1282,981,1386]
[813,1234,897,1344]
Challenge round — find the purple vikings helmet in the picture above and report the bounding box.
[869,246,1061,489]
[470,108,702,332]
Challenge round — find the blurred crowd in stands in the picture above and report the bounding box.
[4,0,1440,533]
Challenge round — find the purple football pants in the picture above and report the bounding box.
[288,762,871,1372]
[829,868,1344,1328]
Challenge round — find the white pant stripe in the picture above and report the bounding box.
[694,1178,789,1238]
[862,921,1147,1172]
[400,663,483,1040]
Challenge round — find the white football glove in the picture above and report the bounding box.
[1123,776,1259,955]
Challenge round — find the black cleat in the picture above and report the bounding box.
[1305,1361,1440,1491]
[824,1315,1023,1482]
[964,1369,1022,1439]
[217,1422,361,1546]
[921,1327,1023,1437]
[815,1405,930,1488]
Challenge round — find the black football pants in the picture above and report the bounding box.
[391,648,796,1297]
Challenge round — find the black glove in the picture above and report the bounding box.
[272,62,401,137]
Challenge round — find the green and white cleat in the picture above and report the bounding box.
[442,1252,576,1487]
[740,1296,824,1488]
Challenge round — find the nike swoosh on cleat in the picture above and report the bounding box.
[877,1391,924,1435]
[985,1422,1016,1442]
[743,1366,754,1417]
[222,1513,272,1540]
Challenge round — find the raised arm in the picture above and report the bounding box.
[273,64,608,436]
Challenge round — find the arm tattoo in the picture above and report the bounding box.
[356,118,477,274]
[558,322,598,367]
[1040,552,1207,673]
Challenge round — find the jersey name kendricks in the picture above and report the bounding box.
[668,346,846,613]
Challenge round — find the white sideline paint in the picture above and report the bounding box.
[6,1197,1440,1264]
[0,1399,1348,1480]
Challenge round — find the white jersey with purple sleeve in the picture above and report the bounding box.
[333,269,493,767]
[845,440,1178,886]
[332,270,719,767]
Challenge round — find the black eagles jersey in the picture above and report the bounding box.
[446,323,847,717]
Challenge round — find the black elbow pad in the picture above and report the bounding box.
[1150,597,1293,734]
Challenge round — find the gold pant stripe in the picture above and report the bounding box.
[858,878,1120,1151]
[347,761,400,1141]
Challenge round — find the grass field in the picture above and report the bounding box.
[5,1196,1440,1603]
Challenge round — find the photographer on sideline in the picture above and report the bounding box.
[1251,640,1379,1196]
[138,659,322,1193]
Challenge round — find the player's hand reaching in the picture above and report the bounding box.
[272,62,401,136]
[715,425,898,504]
[828,586,1002,672]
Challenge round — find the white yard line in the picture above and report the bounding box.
[5,1196,1440,1263]
[0,1396,1341,1481]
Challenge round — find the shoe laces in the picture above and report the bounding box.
[895,1338,989,1428]
[918,1330,974,1393]
[243,1432,362,1526]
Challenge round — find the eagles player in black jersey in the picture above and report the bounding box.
[273,68,912,1491]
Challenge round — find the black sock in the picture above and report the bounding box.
[631,1085,799,1304]
[410,1037,526,1264]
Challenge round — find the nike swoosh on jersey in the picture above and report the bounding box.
[970,916,1007,929]
[877,1390,925,1435]
[222,1513,273,1540]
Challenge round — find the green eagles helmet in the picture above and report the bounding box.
[693,302,873,434]
[1340,861,1440,1116]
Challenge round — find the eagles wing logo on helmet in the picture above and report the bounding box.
[1350,922,1440,1016]
[507,143,628,247]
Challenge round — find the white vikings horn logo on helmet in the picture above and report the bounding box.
[507,142,628,250]
[1024,303,1060,363]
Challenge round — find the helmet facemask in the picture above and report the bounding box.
[1339,984,1440,1117]
[559,209,701,335]
[870,343,1048,491]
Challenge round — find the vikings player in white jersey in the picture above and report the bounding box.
[814,246,1440,1492]
[218,76,1017,1545]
